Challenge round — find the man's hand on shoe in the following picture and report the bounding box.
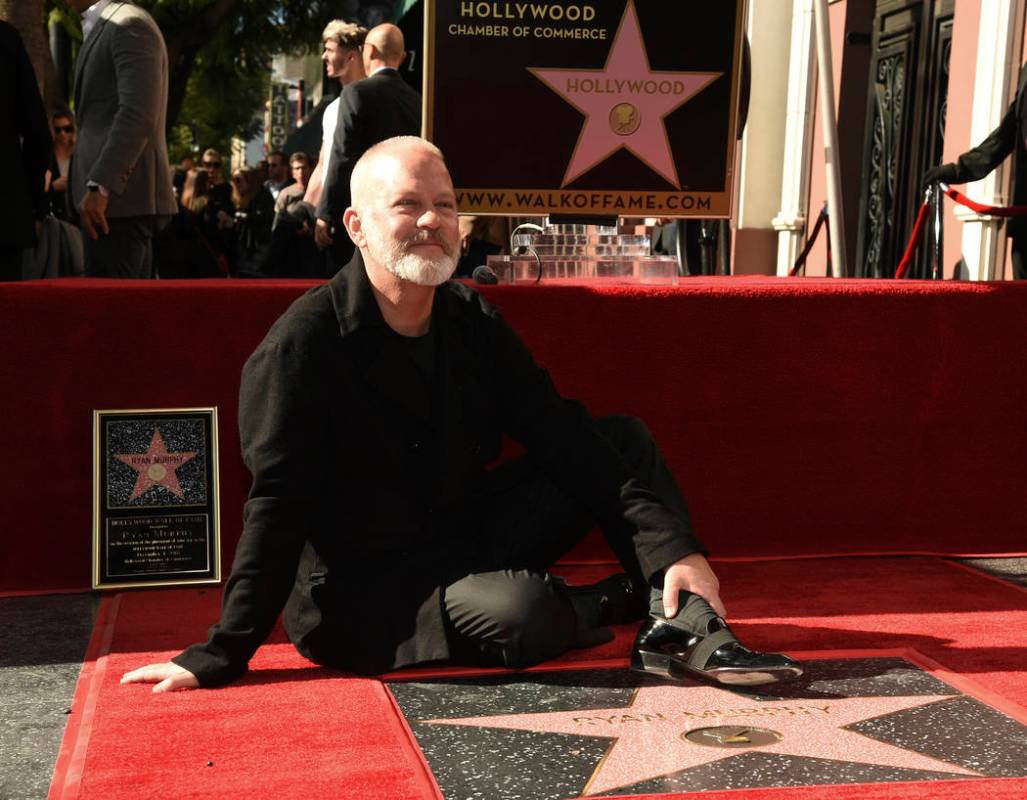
[121,662,199,693]
[662,553,726,619]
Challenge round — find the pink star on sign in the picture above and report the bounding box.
[422,682,978,796]
[114,429,196,502]
[529,0,721,188]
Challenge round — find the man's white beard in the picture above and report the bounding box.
[366,225,457,287]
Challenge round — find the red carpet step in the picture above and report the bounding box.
[4,278,1027,595]
[49,557,1027,799]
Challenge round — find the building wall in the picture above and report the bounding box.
[942,2,982,278]
[779,0,1027,280]
[803,0,849,278]
[733,0,793,274]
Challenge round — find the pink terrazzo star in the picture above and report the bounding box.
[114,429,196,501]
[422,682,978,796]
[528,0,721,188]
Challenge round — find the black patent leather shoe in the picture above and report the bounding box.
[630,616,803,686]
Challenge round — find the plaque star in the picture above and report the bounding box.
[422,682,978,796]
[528,0,721,188]
[114,429,196,502]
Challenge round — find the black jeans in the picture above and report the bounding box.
[443,414,691,668]
[84,215,170,278]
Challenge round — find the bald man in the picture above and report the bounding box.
[314,23,421,273]
[123,137,800,693]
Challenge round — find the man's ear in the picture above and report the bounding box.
[343,207,364,247]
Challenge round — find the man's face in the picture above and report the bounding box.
[291,158,312,188]
[53,116,76,147]
[202,153,222,182]
[354,149,460,287]
[268,155,289,184]
[324,41,361,84]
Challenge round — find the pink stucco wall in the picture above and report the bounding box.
[802,0,847,277]
[801,2,1024,279]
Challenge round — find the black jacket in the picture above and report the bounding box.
[947,63,1027,236]
[174,255,699,686]
[315,68,421,224]
[0,21,51,248]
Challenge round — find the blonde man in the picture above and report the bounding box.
[303,20,367,209]
[312,23,421,272]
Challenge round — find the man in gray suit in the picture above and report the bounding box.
[69,0,176,277]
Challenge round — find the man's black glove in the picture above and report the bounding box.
[922,163,958,188]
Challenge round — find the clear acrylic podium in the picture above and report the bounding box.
[486,223,679,285]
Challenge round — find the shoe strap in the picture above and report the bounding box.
[690,628,738,669]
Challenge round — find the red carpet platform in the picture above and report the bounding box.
[49,558,1027,799]
[3,277,1027,594]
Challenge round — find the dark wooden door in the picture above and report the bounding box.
[855,0,955,278]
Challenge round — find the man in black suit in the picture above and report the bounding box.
[313,22,421,272]
[925,62,1027,279]
[122,137,800,693]
[0,20,51,280]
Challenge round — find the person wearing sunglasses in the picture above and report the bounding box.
[45,112,78,223]
[201,147,234,227]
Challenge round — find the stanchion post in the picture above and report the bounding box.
[812,0,847,278]
[932,183,944,279]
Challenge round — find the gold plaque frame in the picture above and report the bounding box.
[92,407,222,590]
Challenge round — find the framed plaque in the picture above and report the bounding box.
[424,0,747,217]
[92,408,221,590]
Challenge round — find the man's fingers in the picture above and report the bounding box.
[121,663,169,683]
[95,210,109,236]
[121,662,198,691]
[152,673,196,693]
[663,595,678,619]
[80,211,97,241]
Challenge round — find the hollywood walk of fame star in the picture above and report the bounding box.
[528,0,722,189]
[422,682,978,797]
[114,429,197,502]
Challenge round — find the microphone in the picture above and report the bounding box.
[472,265,498,284]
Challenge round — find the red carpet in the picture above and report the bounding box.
[49,557,1027,799]
[4,278,1027,594]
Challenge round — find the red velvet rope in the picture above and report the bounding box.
[895,186,1027,278]
[894,202,930,279]
[944,186,1027,217]
[789,208,828,277]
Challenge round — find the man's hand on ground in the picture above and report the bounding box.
[662,552,726,619]
[314,218,333,249]
[121,662,199,693]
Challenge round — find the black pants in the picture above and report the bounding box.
[443,414,691,668]
[84,215,170,278]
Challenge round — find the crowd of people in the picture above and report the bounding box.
[153,147,324,278]
[5,7,499,280]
